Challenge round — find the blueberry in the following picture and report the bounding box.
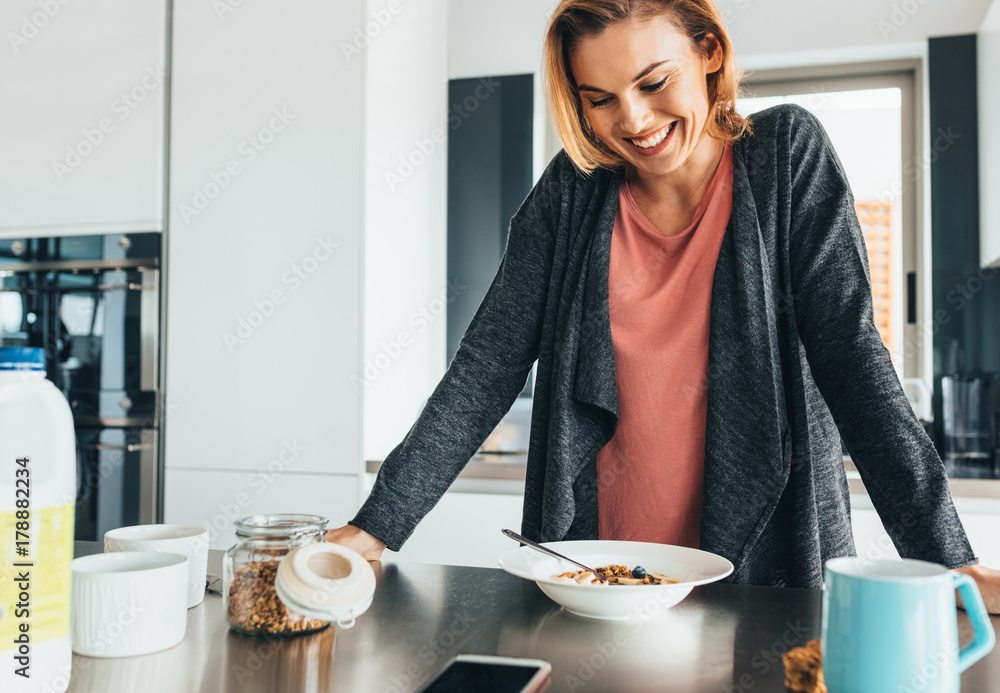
[632,566,647,579]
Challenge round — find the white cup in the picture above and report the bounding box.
[104,525,209,608]
[71,552,188,657]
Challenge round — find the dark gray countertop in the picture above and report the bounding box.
[67,542,998,692]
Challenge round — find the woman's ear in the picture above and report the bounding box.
[702,32,723,75]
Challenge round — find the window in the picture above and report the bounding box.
[738,65,926,388]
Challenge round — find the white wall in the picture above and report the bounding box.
[164,0,365,549]
[724,0,991,58]
[362,0,449,461]
[448,0,557,80]
[980,0,1000,268]
[446,1,993,79]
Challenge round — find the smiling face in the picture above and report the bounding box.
[569,16,723,182]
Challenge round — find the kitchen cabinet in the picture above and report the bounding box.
[164,469,361,550]
[362,0,449,462]
[852,493,1000,567]
[164,0,365,524]
[385,491,525,568]
[981,1,1000,268]
[0,0,166,237]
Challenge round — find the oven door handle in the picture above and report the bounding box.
[85,443,153,453]
[95,283,149,291]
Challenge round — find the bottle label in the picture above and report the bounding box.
[0,504,75,647]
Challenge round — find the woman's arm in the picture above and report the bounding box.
[329,154,568,556]
[784,107,977,570]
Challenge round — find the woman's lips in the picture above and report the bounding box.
[624,122,676,156]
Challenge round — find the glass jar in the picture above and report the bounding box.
[223,514,331,637]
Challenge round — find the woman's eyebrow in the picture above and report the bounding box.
[577,60,673,93]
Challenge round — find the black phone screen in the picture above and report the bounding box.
[418,660,545,692]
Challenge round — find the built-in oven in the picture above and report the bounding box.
[0,233,161,540]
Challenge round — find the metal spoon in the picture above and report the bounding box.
[501,528,607,582]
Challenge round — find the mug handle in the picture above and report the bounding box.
[952,572,997,673]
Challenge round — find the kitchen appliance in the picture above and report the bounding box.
[0,233,161,540]
[941,374,997,477]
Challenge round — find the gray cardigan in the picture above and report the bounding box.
[352,104,976,588]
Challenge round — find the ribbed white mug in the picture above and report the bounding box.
[71,552,188,658]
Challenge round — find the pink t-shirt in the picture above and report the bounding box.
[597,143,734,548]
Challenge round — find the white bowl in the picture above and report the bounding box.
[71,552,188,657]
[498,540,734,620]
[104,525,209,608]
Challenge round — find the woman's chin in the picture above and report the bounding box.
[626,154,683,179]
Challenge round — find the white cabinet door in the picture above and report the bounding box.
[165,469,362,550]
[852,494,1000,568]
[382,488,526,568]
[166,0,364,501]
[0,0,166,237]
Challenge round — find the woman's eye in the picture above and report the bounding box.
[641,78,668,93]
[587,96,613,108]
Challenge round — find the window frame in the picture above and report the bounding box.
[741,61,927,385]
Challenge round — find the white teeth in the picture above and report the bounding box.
[629,122,674,149]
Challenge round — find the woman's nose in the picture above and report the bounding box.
[619,96,653,135]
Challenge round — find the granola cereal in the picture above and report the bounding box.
[551,564,678,585]
[226,559,328,636]
[782,639,827,693]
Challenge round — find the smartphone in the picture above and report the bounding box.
[415,654,551,693]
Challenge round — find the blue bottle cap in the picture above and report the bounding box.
[0,347,46,371]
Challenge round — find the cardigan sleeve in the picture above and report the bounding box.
[784,106,977,569]
[348,153,567,551]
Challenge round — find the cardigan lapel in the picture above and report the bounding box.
[572,168,624,421]
[700,141,790,574]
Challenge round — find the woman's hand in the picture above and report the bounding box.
[325,524,386,562]
[954,564,1000,615]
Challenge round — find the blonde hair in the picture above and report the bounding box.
[544,0,751,173]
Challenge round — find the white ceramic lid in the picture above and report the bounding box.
[275,543,376,628]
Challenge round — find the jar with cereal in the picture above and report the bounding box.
[223,514,331,637]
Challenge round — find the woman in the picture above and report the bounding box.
[328,0,999,606]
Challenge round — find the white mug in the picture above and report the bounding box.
[71,552,188,657]
[105,524,209,608]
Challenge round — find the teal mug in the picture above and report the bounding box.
[822,558,995,693]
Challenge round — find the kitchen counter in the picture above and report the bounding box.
[68,542,998,692]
